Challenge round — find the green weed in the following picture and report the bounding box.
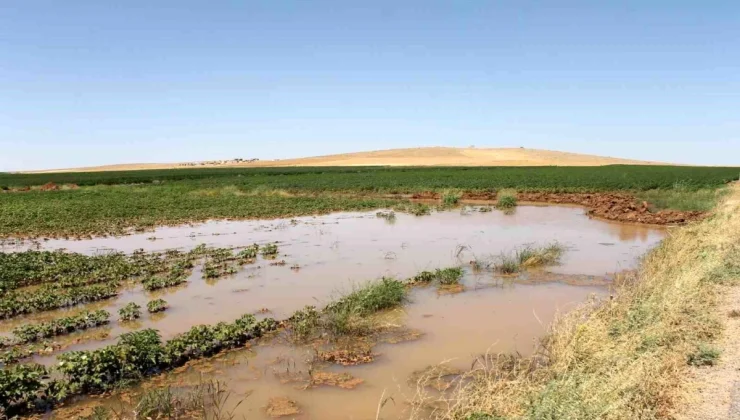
[435,267,464,285]
[688,344,721,366]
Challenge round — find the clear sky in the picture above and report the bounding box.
[1,1,738,171]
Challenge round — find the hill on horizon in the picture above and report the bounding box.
[27,147,665,173]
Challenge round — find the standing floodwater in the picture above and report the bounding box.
[0,205,665,419]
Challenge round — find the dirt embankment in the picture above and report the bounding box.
[410,191,705,225]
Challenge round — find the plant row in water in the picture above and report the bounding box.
[11,310,110,344]
[0,314,278,416]
[0,244,279,319]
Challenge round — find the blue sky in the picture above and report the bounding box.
[1,1,738,170]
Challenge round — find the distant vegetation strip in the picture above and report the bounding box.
[1,165,738,190]
[1,166,737,238]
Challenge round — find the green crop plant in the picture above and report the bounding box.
[0,363,48,415]
[1,165,736,238]
[0,283,119,319]
[142,275,187,291]
[147,299,168,313]
[288,305,322,342]
[118,303,142,321]
[260,243,279,257]
[237,244,259,260]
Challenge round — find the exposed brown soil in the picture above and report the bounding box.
[411,191,706,225]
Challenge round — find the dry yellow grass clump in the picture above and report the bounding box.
[412,185,740,419]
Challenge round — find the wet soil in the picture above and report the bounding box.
[1,206,667,419]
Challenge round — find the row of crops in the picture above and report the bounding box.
[0,246,281,416]
[2,165,738,191]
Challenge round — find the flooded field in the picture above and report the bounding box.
[0,205,666,419]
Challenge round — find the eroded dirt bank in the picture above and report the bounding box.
[407,191,706,225]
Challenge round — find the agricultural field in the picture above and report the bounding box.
[0,165,738,419]
[0,165,737,238]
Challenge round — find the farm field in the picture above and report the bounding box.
[0,165,738,419]
[0,165,737,238]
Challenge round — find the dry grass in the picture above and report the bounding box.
[411,185,740,419]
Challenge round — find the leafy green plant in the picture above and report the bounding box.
[147,299,168,313]
[0,363,48,415]
[118,303,142,321]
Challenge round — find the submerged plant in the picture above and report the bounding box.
[119,302,142,321]
[12,310,110,343]
[147,299,169,313]
[260,243,279,257]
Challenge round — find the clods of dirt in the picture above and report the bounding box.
[319,348,375,366]
[310,371,364,389]
[517,192,704,225]
[410,190,704,225]
[266,396,301,418]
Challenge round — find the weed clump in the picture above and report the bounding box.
[688,344,721,366]
[288,305,321,342]
[409,271,435,285]
[147,299,168,313]
[435,267,464,285]
[492,243,565,274]
[442,190,463,207]
[496,195,517,210]
[119,302,142,321]
[324,278,406,336]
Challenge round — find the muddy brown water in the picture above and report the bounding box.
[1,205,666,419]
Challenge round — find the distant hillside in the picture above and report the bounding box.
[27,147,664,173]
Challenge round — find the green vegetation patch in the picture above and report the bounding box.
[12,310,110,343]
[2,165,736,238]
